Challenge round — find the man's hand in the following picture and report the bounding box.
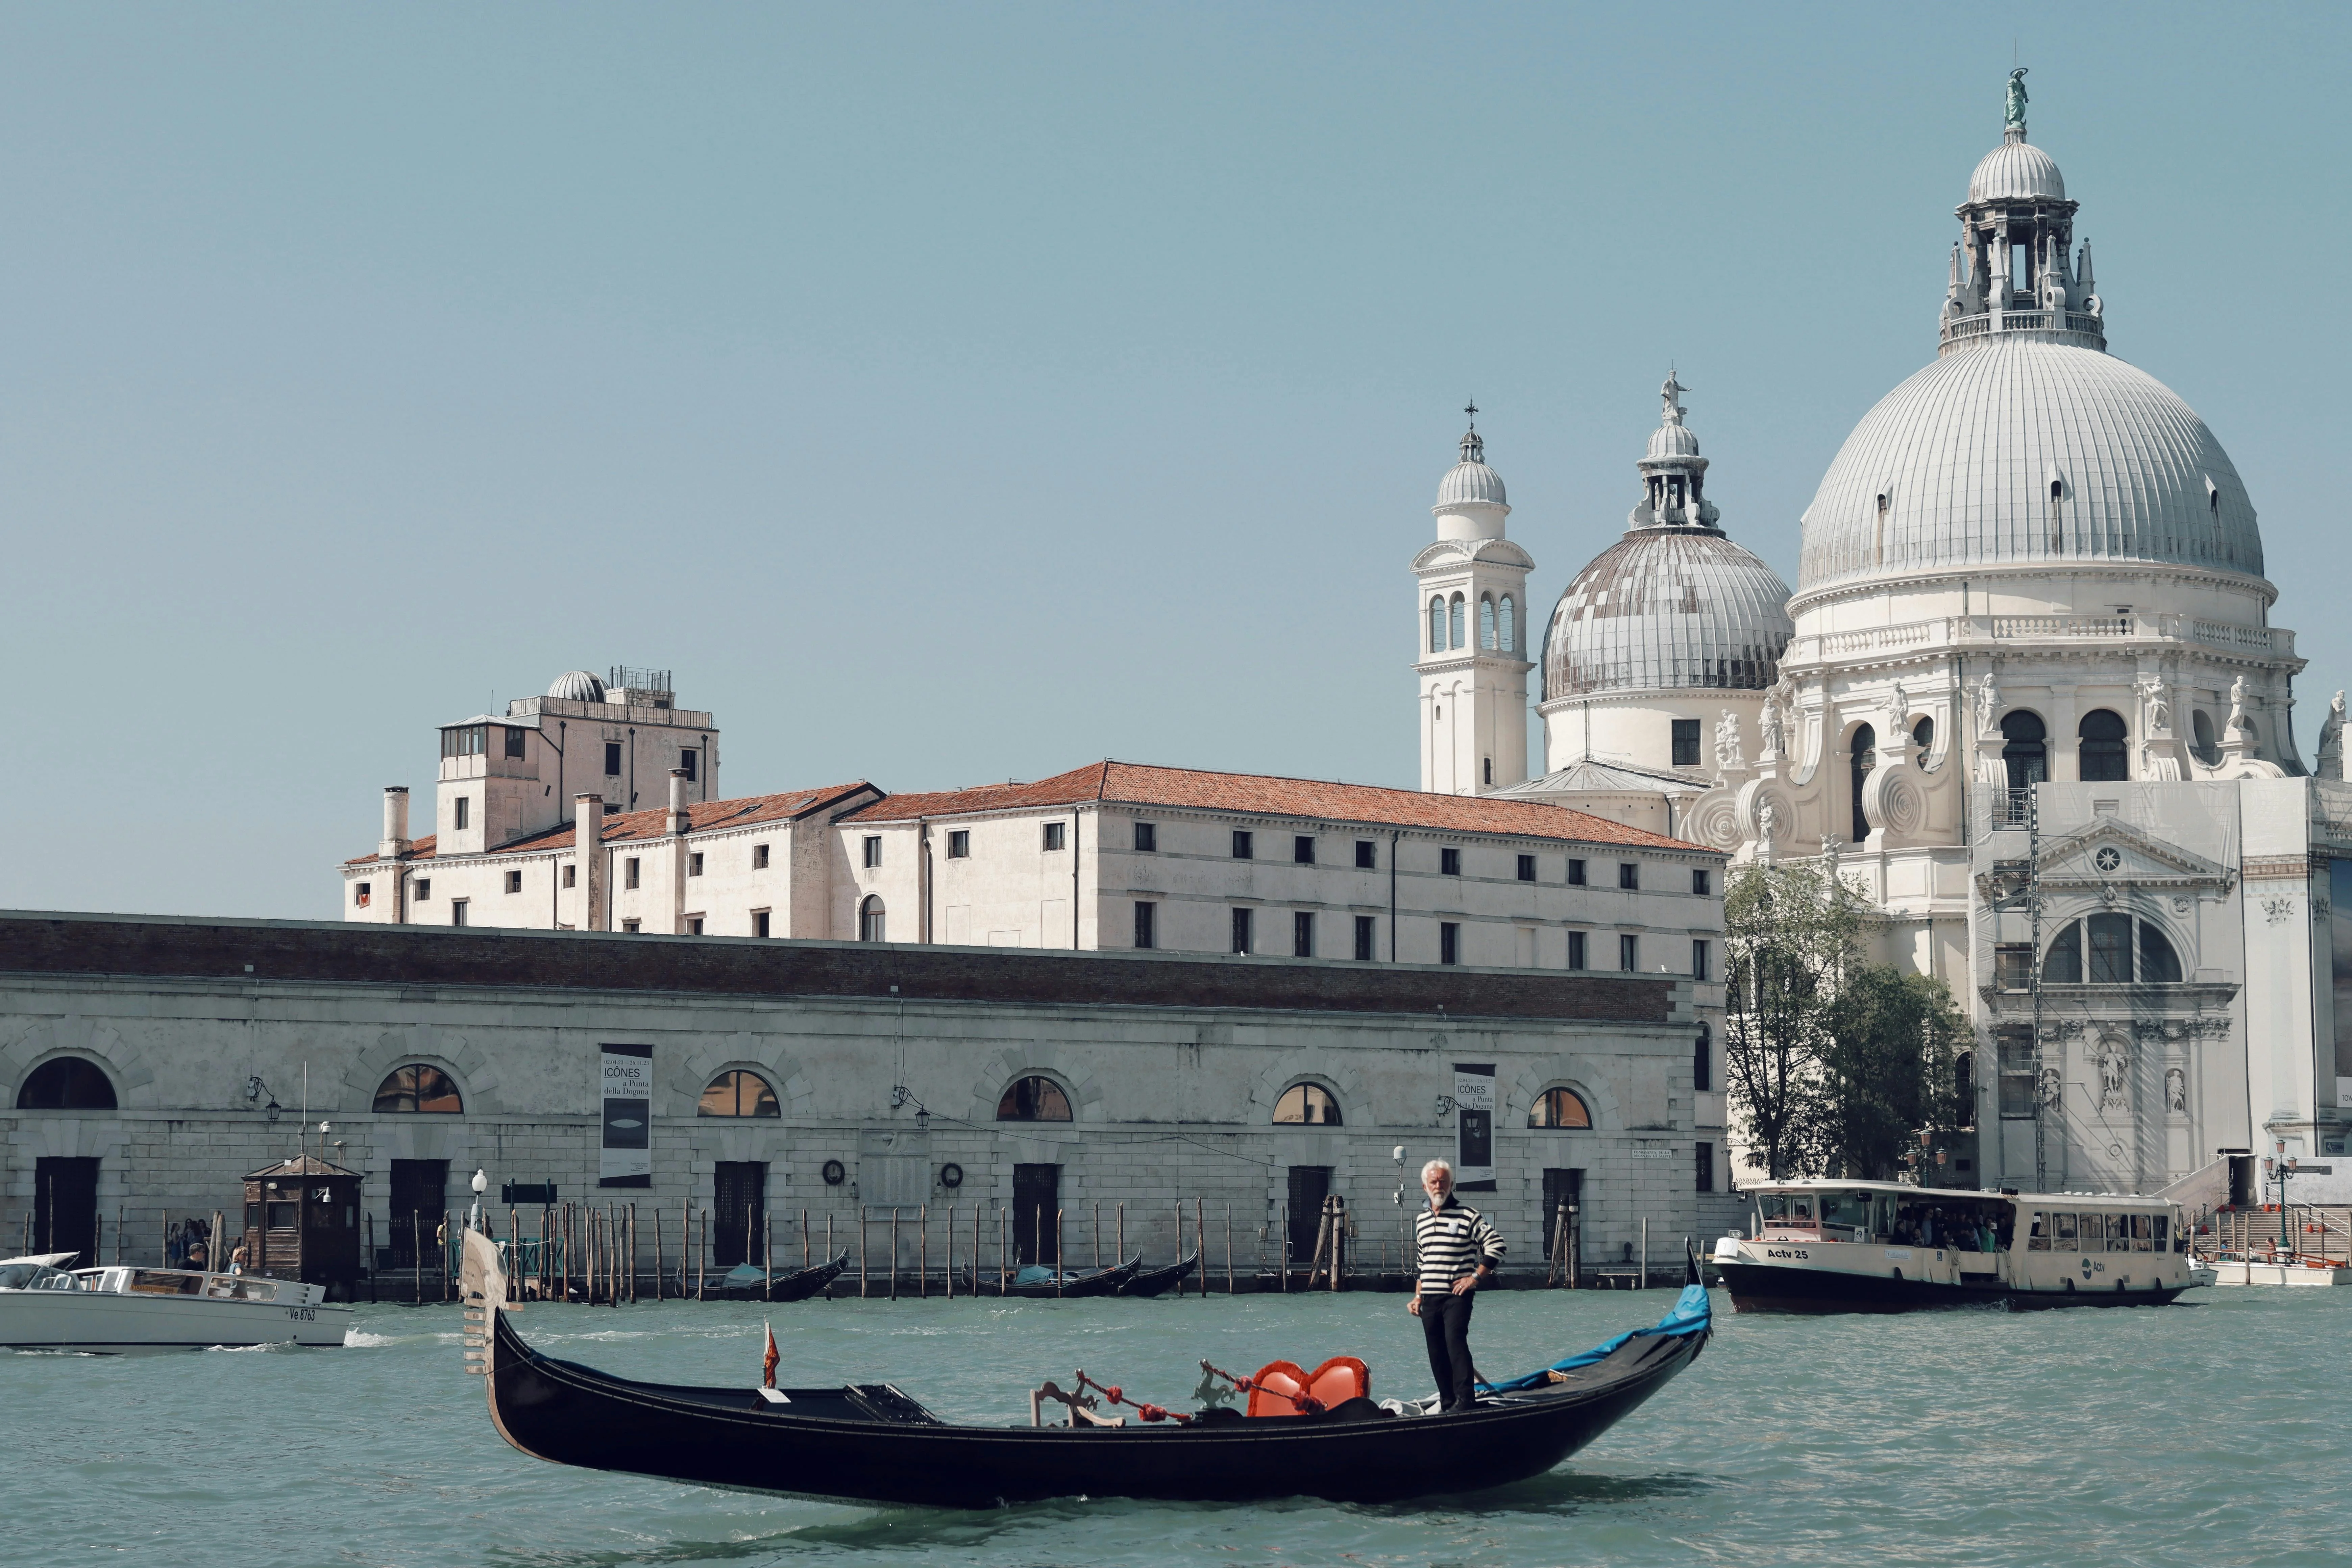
[1407,1295,1422,1317]
[1451,1270,1482,1296]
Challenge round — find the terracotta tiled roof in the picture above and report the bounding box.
[342,784,877,865]
[841,761,1703,851]
[345,834,438,866]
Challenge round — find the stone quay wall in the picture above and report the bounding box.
[0,912,1739,1280]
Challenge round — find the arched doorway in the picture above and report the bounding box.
[1850,723,1877,844]
[2001,711,2048,802]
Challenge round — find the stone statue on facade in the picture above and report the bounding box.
[1887,680,1911,738]
[2097,1037,2129,1110]
[2165,1066,2186,1113]
[1757,800,1779,853]
[2319,690,2347,780]
[2226,676,2248,738]
[2005,68,2029,132]
[1714,709,1743,773]
[2137,673,2171,735]
[1974,671,2000,735]
[1759,700,1786,762]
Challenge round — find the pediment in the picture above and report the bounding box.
[2034,819,2233,890]
[1412,537,1535,573]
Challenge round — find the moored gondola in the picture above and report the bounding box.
[703,1253,852,1302]
[459,1231,1712,1508]
[958,1253,1144,1299]
[1117,1252,1199,1298]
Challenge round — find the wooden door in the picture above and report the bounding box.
[713,1162,767,1267]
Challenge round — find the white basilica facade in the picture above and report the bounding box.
[1449,93,2352,1202]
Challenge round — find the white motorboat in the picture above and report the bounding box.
[0,1254,351,1351]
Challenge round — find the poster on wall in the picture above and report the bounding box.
[599,1044,653,1187]
[1454,1063,1496,1192]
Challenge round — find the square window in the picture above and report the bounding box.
[504,869,522,894]
[625,857,641,890]
[947,830,970,859]
[354,882,371,907]
[414,879,432,901]
[1692,939,1711,981]
[450,900,469,926]
[1620,934,1639,971]
[1618,862,1639,890]
[1354,914,1375,961]
[753,843,770,869]
[454,797,470,831]
[1567,858,1587,886]
[688,853,704,877]
[1293,835,1315,865]
[1516,854,1537,882]
[622,918,640,934]
[1440,922,1461,965]
[1231,907,1254,954]
[862,836,882,869]
[679,749,698,782]
[1134,822,1157,853]
[1441,847,1462,876]
[1043,822,1065,852]
[562,865,576,888]
[753,909,771,938]
[1692,867,1711,896]
[504,726,528,759]
[687,916,703,935]
[1672,718,1701,768]
[1567,931,1587,969]
[1354,840,1376,869]
[604,742,622,776]
[1293,911,1314,958]
[1994,945,2033,992]
[1232,830,1254,859]
[1134,901,1157,949]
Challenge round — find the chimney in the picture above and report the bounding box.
[668,768,690,836]
[379,787,411,858]
[574,793,605,931]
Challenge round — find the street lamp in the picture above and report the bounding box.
[470,1168,489,1234]
[2262,1141,2300,1257]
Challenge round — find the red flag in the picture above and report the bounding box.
[762,1321,779,1390]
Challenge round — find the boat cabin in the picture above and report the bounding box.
[242,1156,363,1300]
[1753,1181,2014,1252]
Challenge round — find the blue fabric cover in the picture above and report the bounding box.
[1475,1282,1712,1394]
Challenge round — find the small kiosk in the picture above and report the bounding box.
[242,1156,364,1301]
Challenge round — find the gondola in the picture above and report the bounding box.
[1116,1252,1199,1298]
[700,1253,852,1303]
[958,1253,1144,1299]
[459,1231,1712,1508]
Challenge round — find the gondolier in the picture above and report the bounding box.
[1407,1159,1505,1413]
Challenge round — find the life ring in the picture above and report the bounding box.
[940,1162,964,1189]
[821,1159,846,1186]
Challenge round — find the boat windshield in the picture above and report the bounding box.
[1756,1190,2014,1250]
[0,1263,83,1291]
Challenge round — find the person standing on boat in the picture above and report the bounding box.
[1407,1159,1505,1413]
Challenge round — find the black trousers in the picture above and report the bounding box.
[1419,1290,1479,1410]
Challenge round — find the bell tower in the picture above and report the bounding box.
[1413,406,1533,794]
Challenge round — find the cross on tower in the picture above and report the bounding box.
[1464,398,1477,430]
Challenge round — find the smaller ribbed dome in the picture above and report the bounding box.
[548,669,607,702]
[1647,422,1700,459]
[1435,425,1507,510]
[1969,131,2065,202]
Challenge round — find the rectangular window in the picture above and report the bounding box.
[1231,907,1254,954]
[1440,922,1461,965]
[1134,901,1157,949]
[1692,868,1711,896]
[1694,1032,1711,1091]
[862,836,882,868]
[2055,1212,2079,1250]
[1354,914,1375,961]
[687,916,704,936]
[450,900,468,927]
[1293,835,1315,865]
[503,726,527,759]
[753,910,771,938]
[622,918,640,934]
[1354,840,1376,869]
[1672,718,1701,767]
[454,797,470,831]
[1692,939,1711,981]
[2027,1210,2050,1251]
[1517,853,1537,882]
[355,882,371,907]
[1043,822,1066,852]
[1994,945,2033,992]
[440,725,487,759]
[1618,862,1639,890]
[1293,911,1314,958]
[1568,931,1587,969]
[1567,858,1587,886]
[1133,822,1156,852]
[562,865,576,888]
[753,843,769,869]
[624,857,641,890]
[504,869,522,894]
[688,853,704,877]
[1998,1027,2037,1119]
[413,878,431,901]
[604,742,622,776]
[1619,934,1639,971]
[1232,830,1254,859]
[1695,1142,1715,1193]
[679,749,698,782]
[1441,847,1462,876]
[946,830,970,858]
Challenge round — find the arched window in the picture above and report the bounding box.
[2001,711,2048,794]
[2140,923,2183,982]
[997,1075,1073,1122]
[2190,711,2219,765]
[1530,1086,1592,1128]
[1448,593,1466,650]
[1911,715,1935,768]
[2042,916,2183,984]
[1850,723,1877,844]
[1272,1082,1342,1125]
[372,1064,463,1114]
[858,895,886,943]
[1498,595,1516,653]
[1428,597,1446,654]
[2079,709,2129,782]
[1693,1024,1711,1092]
[16,1057,117,1110]
[1479,595,1497,651]
[699,1069,780,1118]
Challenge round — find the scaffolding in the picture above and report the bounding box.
[1986,784,2050,1192]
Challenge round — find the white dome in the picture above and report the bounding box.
[1647,422,1700,460]
[1796,337,2262,592]
[548,669,607,702]
[1969,135,2065,202]
[1437,459,1507,509]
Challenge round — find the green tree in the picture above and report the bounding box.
[1818,966,1973,1179]
[1722,861,1866,1179]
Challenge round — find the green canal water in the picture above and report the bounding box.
[5,1283,2347,1568]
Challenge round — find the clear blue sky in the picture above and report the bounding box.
[4,3,2345,918]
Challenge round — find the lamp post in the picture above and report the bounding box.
[470,1168,489,1235]
[2262,1141,2299,1257]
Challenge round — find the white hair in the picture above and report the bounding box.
[1421,1159,1454,1184]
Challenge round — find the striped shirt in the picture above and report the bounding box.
[1415,1197,1505,1294]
